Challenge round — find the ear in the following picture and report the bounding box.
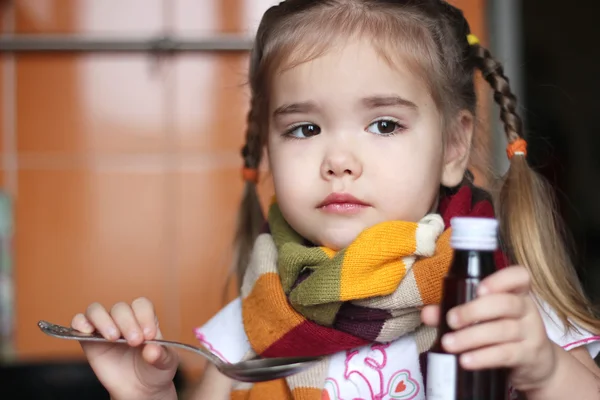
[441,110,474,187]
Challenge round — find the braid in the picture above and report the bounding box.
[232,98,265,293]
[472,45,523,143]
[241,100,263,170]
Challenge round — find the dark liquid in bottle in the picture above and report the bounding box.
[426,249,509,400]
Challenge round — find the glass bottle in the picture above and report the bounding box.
[426,217,508,400]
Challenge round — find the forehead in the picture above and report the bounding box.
[270,39,436,111]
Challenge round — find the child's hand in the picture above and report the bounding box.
[71,297,179,400]
[422,266,558,392]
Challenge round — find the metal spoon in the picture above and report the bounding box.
[37,320,321,383]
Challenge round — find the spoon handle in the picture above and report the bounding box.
[37,320,223,365]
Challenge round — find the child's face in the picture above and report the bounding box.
[267,38,465,250]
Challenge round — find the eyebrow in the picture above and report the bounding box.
[362,95,418,110]
[273,101,317,118]
[272,95,418,118]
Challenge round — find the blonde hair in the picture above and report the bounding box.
[233,0,599,333]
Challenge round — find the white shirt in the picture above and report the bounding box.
[195,298,600,400]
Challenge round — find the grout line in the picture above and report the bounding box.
[2,2,17,198]
[0,151,249,172]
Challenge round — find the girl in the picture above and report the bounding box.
[71,1,600,399]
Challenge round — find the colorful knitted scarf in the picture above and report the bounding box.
[232,184,506,400]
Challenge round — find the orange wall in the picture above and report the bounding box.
[2,0,487,379]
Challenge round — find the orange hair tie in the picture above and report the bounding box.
[242,167,259,184]
[506,138,527,159]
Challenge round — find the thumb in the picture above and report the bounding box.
[141,326,178,372]
[142,343,179,371]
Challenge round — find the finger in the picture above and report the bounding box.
[110,302,144,346]
[478,265,530,296]
[131,297,158,340]
[459,342,523,370]
[142,343,179,371]
[85,302,120,340]
[71,313,95,334]
[155,324,165,340]
[442,319,523,354]
[447,293,527,329]
[421,305,441,327]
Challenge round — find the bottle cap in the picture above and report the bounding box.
[450,217,498,251]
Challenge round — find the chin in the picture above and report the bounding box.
[318,234,357,251]
[310,222,370,250]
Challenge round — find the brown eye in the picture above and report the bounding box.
[366,119,403,135]
[301,124,320,137]
[287,124,321,138]
[378,120,396,134]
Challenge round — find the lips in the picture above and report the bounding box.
[317,193,370,208]
[317,193,371,215]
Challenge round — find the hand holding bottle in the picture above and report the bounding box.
[422,265,558,393]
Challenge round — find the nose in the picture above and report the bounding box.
[320,146,363,180]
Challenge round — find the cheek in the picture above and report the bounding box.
[370,140,443,218]
[376,139,442,177]
[269,146,312,200]
[376,156,441,193]
[269,155,315,238]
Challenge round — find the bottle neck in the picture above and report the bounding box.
[448,249,497,279]
[433,249,499,341]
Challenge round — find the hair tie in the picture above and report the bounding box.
[467,34,480,46]
[506,138,527,159]
[242,167,259,184]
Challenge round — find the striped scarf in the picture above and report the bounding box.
[232,184,506,400]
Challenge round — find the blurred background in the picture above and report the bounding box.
[0,0,598,398]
